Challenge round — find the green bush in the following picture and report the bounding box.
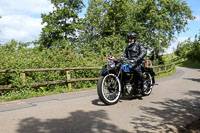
[0,40,106,90]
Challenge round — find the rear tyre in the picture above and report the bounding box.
[97,74,121,105]
[142,72,153,96]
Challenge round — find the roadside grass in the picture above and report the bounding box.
[0,85,96,102]
[178,61,200,69]
[175,58,200,69]
[155,67,176,79]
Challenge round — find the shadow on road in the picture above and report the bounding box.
[131,90,200,132]
[184,78,200,83]
[92,96,143,106]
[120,95,143,101]
[17,110,130,133]
[91,99,107,106]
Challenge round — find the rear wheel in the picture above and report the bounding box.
[142,72,153,96]
[97,74,121,105]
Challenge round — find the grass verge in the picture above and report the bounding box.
[155,67,176,79]
[0,85,96,102]
[177,60,200,69]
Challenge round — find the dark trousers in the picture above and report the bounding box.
[132,64,144,82]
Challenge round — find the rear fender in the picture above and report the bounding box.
[145,68,156,77]
[144,68,155,85]
[148,68,155,85]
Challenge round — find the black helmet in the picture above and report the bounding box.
[127,32,137,39]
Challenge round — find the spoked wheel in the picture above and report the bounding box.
[97,74,121,105]
[142,72,153,96]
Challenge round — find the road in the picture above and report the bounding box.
[0,67,200,133]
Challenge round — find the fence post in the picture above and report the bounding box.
[164,65,167,72]
[20,72,26,85]
[158,67,161,75]
[66,71,72,89]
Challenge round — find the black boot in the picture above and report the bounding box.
[138,75,146,93]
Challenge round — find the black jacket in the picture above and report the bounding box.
[124,41,147,63]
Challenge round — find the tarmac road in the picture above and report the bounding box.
[0,67,200,133]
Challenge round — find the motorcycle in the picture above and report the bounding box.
[97,54,155,105]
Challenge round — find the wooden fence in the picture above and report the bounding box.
[0,64,174,90]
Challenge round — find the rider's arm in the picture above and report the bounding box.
[137,43,147,62]
[123,46,128,58]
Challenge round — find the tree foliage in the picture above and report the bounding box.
[80,0,194,56]
[79,0,132,54]
[132,0,194,46]
[175,33,200,62]
[0,40,105,89]
[39,0,84,48]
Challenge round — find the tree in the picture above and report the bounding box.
[39,0,84,48]
[79,0,133,55]
[131,0,195,56]
[186,33,200,62]
[81,0,194,57]
[174,38,193,58]
[175,32,200,63]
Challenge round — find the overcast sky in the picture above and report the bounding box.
[0,0,199,53]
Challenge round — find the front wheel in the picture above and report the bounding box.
[97,74,121,105]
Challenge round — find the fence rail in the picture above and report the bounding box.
[0,64,174,90]
[0,67,102,73]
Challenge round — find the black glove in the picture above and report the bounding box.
[135,57,141,63]
[128,60,137,67]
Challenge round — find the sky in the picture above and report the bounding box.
[167,0,200,53]
[0,0,200,53]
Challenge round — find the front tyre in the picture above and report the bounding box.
[97,74,121,105]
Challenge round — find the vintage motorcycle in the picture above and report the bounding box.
[97,54,155,105]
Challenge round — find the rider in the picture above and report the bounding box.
[124,32,147,92]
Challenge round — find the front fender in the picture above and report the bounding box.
[100,68,116,76]
[100,70,108,76]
